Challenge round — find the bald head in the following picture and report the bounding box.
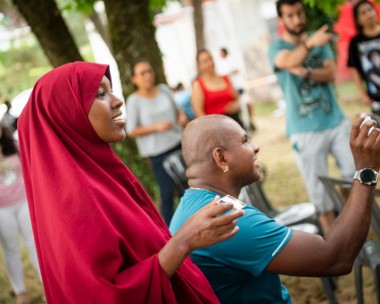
[182,115,242,168]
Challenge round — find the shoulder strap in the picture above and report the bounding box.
[196,77,207,92]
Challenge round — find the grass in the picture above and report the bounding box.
[0,80,378,303]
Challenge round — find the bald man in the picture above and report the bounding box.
[169,114,380,303]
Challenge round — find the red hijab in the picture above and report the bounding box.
[18,62,219,304]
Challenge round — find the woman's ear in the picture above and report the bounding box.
[212,147,228,172]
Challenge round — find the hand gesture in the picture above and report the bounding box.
[305,25,332,48]
[350,114,380,171]
[288,66,308,78]
[173,196,244,252]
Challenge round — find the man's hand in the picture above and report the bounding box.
[350,114,380,171]
[288,66,308,78]
[304,25,332,49]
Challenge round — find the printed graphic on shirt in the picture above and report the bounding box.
[297,54,332,116]
[357,38,380,97]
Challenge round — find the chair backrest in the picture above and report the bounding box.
[162,150,188,195]
[318,176,351,212]
[319,175,380,239]
[243,181,276,216]
[163,150,264,207]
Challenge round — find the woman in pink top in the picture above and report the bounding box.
[0,126,41,304]
[192,49,243,126]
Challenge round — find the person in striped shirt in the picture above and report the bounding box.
[0,125,41,304]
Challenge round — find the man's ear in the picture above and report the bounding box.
[212,147,227,171]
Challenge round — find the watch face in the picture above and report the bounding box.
[360,169,377,183]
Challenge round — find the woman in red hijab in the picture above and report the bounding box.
[17,62,244,303]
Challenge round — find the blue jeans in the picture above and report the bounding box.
[150,144,181,225]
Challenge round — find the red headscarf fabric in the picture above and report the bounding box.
[18,62,219,304]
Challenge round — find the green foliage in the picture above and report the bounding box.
[0,36,51,101]
[0,0,94,103]
[304,4,335,32]
[59,0,96,15]
[150,0,175,13]
[303,0,341,54]
[303,0,345,16]
[60,0,177,15]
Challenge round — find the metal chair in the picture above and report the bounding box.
[162,149,188,195]
[319,175,380,304]
[241,179,320,227]
[163,150,337,303]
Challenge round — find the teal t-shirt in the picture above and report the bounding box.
[268,37,345,136]
[169,189,293,304]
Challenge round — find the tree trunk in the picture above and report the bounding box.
[103,0,166,96]
[12,0,83,67]
[193,0,205,51]
[89,9,112,51]
[103,0,166,198]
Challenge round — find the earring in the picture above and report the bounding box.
[223,166,229,173]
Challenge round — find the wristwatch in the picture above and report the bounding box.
[353,168,379,185]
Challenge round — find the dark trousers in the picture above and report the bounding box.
[150,144,181,225]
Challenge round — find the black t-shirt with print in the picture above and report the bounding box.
[348,33,380,100]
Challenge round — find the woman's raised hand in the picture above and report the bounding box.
[158,196,244,277]
[172,196,244,253]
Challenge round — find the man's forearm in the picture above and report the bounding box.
[278,44,310,69]
[287,64,335,83]
[325,182,375,272]
[308,66,335,83]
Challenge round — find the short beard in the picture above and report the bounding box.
[284,24,305,37]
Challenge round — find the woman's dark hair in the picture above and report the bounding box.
[130,59,156,90]
[0,126,17,156]
[131,59,152,76]
[276,0,302,17]
[196,48,211,63]
[353,0,376,34]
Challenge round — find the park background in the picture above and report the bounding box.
[0,0,379,303]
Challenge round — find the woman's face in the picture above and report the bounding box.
[131,62,155,90]
[197,51,215,74]
[88,76,126,143]
[357,3,377,28]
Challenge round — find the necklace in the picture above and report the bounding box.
[189,186,209,191]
